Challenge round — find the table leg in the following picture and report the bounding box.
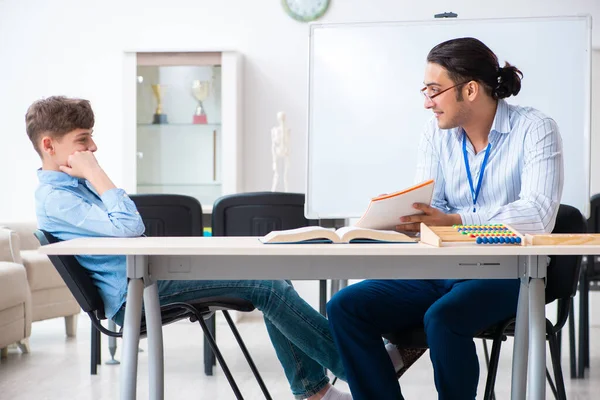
[511,276,529,400]
[528,277,546,400]
[143,281,164,400]
[330,279,339,299]
[120,278,144,400]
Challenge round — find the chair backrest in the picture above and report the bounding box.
[588,194,600,234]
[34,229,105,317]
[211,192,317,236]
[129,194,203,236]
[586,194,600,277]
[545,204,587,302]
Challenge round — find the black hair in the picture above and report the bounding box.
[427,37,523,100]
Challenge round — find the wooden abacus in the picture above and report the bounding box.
[419,223,525,247]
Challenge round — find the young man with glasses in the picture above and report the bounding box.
[326,37,564,400]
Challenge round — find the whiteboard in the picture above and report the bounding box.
[306,16,592,219]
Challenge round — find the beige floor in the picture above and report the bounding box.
[0,313,599,400]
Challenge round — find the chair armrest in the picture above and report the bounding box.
[0,228,22,264]
[0,261,31,307]
[21,250,67,290]
[0,222,39,251]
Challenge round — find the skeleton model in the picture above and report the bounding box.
[271,112,290,192]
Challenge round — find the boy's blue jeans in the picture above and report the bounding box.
[327,279,520,400]
[114,279,344,399]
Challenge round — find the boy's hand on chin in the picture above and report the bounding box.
[59,151,102,180]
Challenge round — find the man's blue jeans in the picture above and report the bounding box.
[327,279,520,400]
[114,279,345,399]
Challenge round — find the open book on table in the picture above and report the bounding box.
[354,179,435,230]
[259,226,416,244]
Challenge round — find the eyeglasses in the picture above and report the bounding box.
[420,81,469,102]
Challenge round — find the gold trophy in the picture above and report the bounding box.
[151,84,168,124]
[191,80,210,124]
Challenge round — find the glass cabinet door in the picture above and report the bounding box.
[136,64,222,208]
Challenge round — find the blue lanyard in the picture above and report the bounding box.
[462,133,491,212]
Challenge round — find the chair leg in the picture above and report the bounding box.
[319,280,327,316]
[204,314,217,375]
[482,334,503,400]
[556,303,562,361]
[583,276,590,369]
[16,338,30,354]
[481,340,496,400]
[212,316,217,366]
[546,367,559,399]
[65,314,78,337]
[578,273,587,378]
[548,332,568,400]
[568,297,577,379]
[482,339,491,370]
[90,321,99,375]
[222,311,272,400]
[196,316,244,399]
[106,320,120,365]
[96,325,102,365]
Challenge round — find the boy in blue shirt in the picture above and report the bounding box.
[27,96,361,400]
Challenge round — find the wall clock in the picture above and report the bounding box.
[282,0,330,22]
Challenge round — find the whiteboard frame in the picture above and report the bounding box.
[305,15,592,219]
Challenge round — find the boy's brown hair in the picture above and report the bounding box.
[25,96,95,157]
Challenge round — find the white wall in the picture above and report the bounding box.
[1,0,599,222]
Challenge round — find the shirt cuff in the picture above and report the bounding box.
[458,211,484,226]
[100,188,129,210]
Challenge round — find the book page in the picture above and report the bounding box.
[354,180,434,230]
[335,226,416,243]
[260,226,340,244]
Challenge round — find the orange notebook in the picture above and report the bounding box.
[354,179,435,230]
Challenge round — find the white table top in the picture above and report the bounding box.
[37,236,600,256]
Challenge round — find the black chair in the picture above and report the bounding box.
[384,204,586,400]
[129,194,204,237]
[94,194,208,368]
[35,228,271,400]
[128,194,272,396]
[207,192,319,375]
[574,193,600,378]
[89,194,207,372]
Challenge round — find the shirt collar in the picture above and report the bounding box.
[37,169,81,188]
[490,99,511,135]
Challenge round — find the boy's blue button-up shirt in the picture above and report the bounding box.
[35,170,145,320]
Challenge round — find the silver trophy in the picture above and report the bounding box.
[192,80,210,124]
